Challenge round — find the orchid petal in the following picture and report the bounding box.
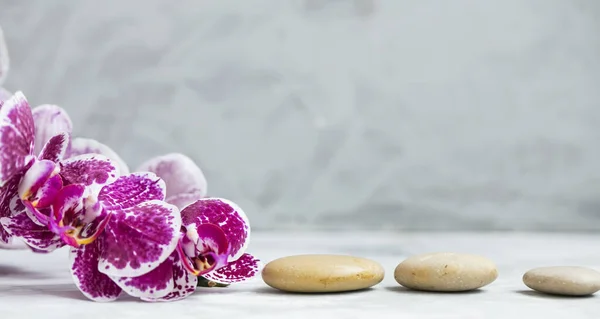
[0,87,10,102]
[0,223,9,244]
[181,198,250,262]
[202,253,261,284]
[0,26,8,85]
[38,132,70,163]
[60,154,118,195]
[18,159,60,205]
[111,254,176,299]
[0,171,25,243]
[29,246,51,254]
[0,91,35,186]
[140,253,197,302]
[0,219,10,244]
[70,239,122,302]
[18,160,55,198]
[0,213,63,252]
[51,184,85,226]
[23,201,50,226]
[32,105,73,156]
[98,200,181,277]
[98,172,166,210]
[69,137,129,175]
[136,153,207,206]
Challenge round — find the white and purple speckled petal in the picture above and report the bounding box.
[68,137,129,175]
[60,154,118,195]
[0,26,8,86]
[141,253,197,302]
[0,213,63,252]
[0,87,10,102]
[136,153,207,206]
[70,239,122,302]
[18,159,61,207]
[181,198,250,262]
[18,160,55,198]
[38,132,70,163]
[202,253,261,284]
[98,172,166,210]
[98,200,181,277]
[111,254,176,299]
[32,105,73,156]
[0,91,35,186]
[0,172,25,243]
[0,223,9,244]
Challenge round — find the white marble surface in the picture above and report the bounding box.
[2,1,600,231]
[1,232,599,318]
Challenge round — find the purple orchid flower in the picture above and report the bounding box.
[2,158,183,301]
[135,154,231,288]
[136,153,207,209]
[109,198,261,302]
[0,92,70,245]
[0,92,182,302]
[64,169,182,302]
[1,91,130,251]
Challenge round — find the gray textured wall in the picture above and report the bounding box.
[1,0,600,231]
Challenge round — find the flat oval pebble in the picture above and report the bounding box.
[394,252,498,292]
[522,266,600,296]
[261,254,385,293]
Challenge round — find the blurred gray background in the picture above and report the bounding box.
[1,0,600,231]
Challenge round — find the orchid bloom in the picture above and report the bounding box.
[135,153,220,288]
[109,198,261,302]
[3,158,183,301]
[0,96,126,251]
[0,92,182,302]
[0,92,70,245]
[135,153,207,209]
[1,91,130,251]
[136,154,256,289]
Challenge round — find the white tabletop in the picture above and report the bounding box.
[1,232,598,319]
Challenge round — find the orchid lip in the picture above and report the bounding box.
[176,240,229,276]
[58,213,112,248]
[194,252,219,273]
[177,242,202,276]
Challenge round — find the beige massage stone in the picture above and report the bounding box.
[261,254,385,293]
[523,266,600,296]
[394,252,498,292]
